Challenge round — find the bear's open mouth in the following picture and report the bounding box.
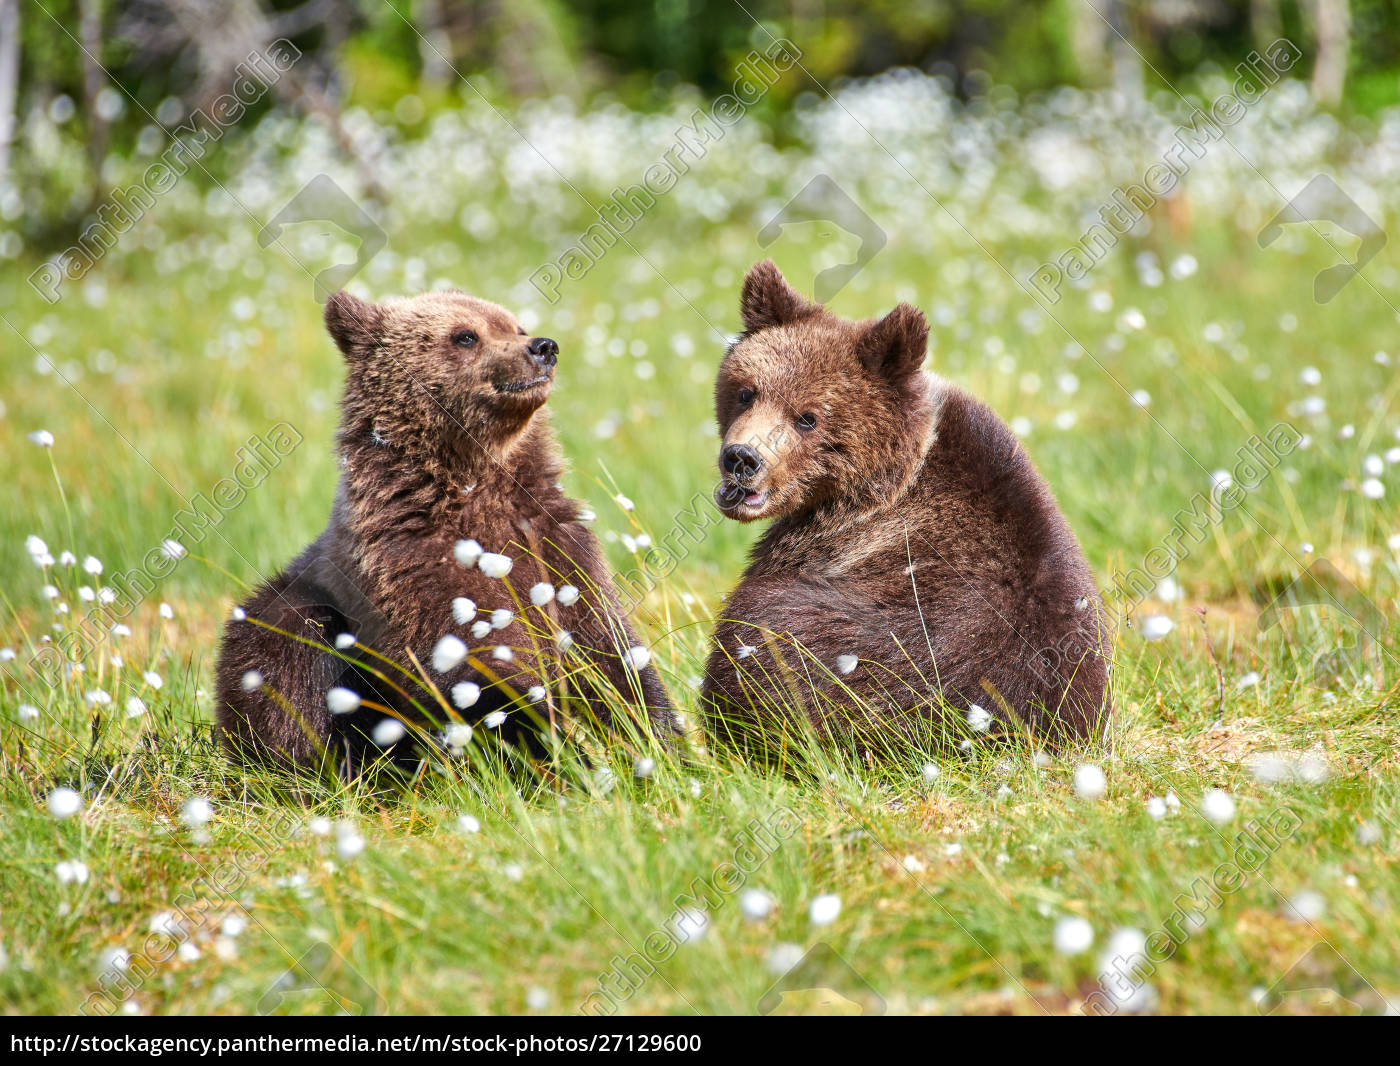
[716,480,770,515]
[493,375,552,394]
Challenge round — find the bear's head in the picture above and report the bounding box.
[325,289,560,458]
[713,260,934,522]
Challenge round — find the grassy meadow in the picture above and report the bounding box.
[2,70,1399,1016]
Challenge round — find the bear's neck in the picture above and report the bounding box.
[336,410,559,533]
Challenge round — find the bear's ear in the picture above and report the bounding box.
[740,259,819,332]
[324,291,383,358]
[861,303,929,381]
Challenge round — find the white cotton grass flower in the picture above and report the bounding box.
[56,859,90,884]
[48,787,82,819]
[453,539,483,567]
[1140,615,1174,641]
[160,539,186,560]
[180,797,213,828]
[111,623,131,638]
[624,645,650,671]
[229,607,246,622]
[671,907,708,943]
[526,685,546,702]
[921,762,940,783]
[556,585,580,606]
[0,648,14,662]
[159,602,174,619]
[1364,454,1385,477]
[483,710,507,729]
[372,718,406,746]
[1361,478,1385,500]
[83,556,103,575]
[143,670,163,689]
[451,598,477,625]
[1284,889,1326,923]
[633,756,656,780]
[29,429,55,447]
[478,553,513,578]
[966,704,992,732]
[1053,915,1094,955]
[1146,796,1168,819]
[451,682,480,709]
[125,697,146,718]
[471,620,492,639]
[1073,763,1107,800]
[740,889,774,922]
[240,670,264,692]
[529,582,555,606]
[325,687,361,714]
[58,550,76,566]
[85,689,111,706]
[334,632,356,650]
[307,816,333,836]
[767,942,804,976]
[555,630,574,652]
[808,893,841,926]
[490,608,514,630]
[1201,788,1235,824]
[836,654,858,675]
[334,821,365,862]
[525,986,551,1011]
[457,813,481,834]
[18,703,39,721]
[25,534,48,559]
[445,722,473,749]
[614,493,635,512]
[491,645,513,662]
[432,634,468,672]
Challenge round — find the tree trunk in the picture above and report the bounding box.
[80,0,108,208]
[0,0,18,187]
[1311,0,1351,107]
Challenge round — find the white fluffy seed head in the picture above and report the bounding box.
[492,645,513,662]
[633,756,656,779]
[47,787,83,820]
[740,889,774,922]
[624,645,650,671]
[1201,788,1235,824]
[1053,915,1094,955]
[334,632,356,650]
[451,597,477,625]
[1074,763,1107,800]
[325,687,361,714]
[836,654,858,675]
[483,710,507,729]
[471,620,492,639]
[240,669,264,692]
[453,539,483,567]
[490,608,514,630]
[556,585,580,606]
[445,722,473,748]
[372,718,406,746]
[809,893,841,926]
[529,582,555,606]
[478,552,513,578]
[181,797,213,827]
[432,634,468,672]
[967,704,992,732]
[451,682,481,709]
[555,630,574,652]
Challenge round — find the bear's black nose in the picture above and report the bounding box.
[528,337,559,367]
[721,443,762,479]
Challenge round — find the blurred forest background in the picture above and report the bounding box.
[3,0,1400,242]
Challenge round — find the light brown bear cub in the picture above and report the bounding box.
[702,261,1110,751]
[216,289,673,769]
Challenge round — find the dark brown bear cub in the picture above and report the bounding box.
[702,261,1110,752]
[216,289,672,769]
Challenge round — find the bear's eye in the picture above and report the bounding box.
[737,388,756,407]
[452,330,478,348]
[795,411,818,431]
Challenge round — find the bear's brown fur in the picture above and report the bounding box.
[215,289,673,769]
[702,261,1110,751]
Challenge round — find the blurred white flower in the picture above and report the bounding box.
[478,553,513,578]
[325,687,361,714]
[1053,915,1093,955]
[433,634,468,672]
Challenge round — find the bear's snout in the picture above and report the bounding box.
[527,337,559,368]
[720,443,763,481]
